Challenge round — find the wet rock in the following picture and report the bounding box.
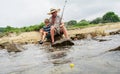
[75,34,85,39]
[52,39,74,47]
[0,42,22,52]
[48,47,56,52]
[25,42,28,44]
[50,51,67,59]
[92,38,111,42]
[70,36,76,40]
[89,32,97,37]
[51,59,71,65]
[0,45,4,49]
[109,46,120,51]
[70,31,108,40]
[109,29,120,35]
[70,33,100,40]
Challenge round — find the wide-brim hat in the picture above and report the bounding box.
[47,8,60,15]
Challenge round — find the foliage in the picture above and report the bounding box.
[0,27,5,32]
[2,23,44,34]
[102,12,120,23]
[90,17,102,24]
[67,20,77,25]
[1,11,120,35]
[77,20,90,26]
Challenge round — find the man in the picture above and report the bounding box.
[48,8,69,44]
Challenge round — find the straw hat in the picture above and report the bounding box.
[47,8,60,15]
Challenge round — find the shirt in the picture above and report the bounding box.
[49,15,62,31]
[43,25,51,33]
[49,15,62,27]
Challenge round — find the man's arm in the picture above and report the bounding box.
[60,22,64,28]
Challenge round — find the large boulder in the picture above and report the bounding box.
[0,42,22,52]
[52,39,74,47]
[109,46,120,51]
[51,58,71,65]
[92,38,111,42]
[109,29,120,35]
[50,51,67,59]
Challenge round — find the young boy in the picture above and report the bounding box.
[39,19,51,44]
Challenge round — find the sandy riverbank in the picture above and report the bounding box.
[0,22,120,44]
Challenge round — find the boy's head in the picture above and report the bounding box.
[44,19,49,24]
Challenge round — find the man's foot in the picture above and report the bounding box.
[51,42,54,46]
[39,40,43,44]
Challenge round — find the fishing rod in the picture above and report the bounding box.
[59,0,67,24]
[56,0,68,35]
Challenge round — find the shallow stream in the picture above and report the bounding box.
[0,35,120,74]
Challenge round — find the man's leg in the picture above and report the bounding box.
[50,26,55,43]
[61,26,69,39]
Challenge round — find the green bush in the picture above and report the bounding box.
[77,20,90,26]
[0,28,5,32]
[102,12,120,23]
[67,20,77,25]
[90,17,102,24]
[2,22,44,34]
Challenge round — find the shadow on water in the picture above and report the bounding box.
[0,35,120,74]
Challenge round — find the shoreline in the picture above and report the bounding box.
[0,22,120,44]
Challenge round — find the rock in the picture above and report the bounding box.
[89,32,97,37]
[52,39,74,47]
[50,51,67,59]
[109,29,120,35]
[70,36,76,40]
[92,38,111,42]
[51,59,71,65]
[48,47,56,52]
[109,46,120,51]
[75,34,85,39]
[0,42,22,52]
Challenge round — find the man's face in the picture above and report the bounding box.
[52,11,57,17]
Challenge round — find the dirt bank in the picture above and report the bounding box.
[0,22,120,44]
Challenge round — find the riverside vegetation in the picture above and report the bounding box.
[0,11,120,52]
[0,11,120,37]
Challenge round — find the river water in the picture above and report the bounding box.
[0,35,120,74]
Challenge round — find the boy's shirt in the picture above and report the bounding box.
[43,25,51,33]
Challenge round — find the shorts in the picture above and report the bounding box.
[46,31,63,40]
[46,33,51,39]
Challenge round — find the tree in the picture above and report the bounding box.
[90,17,102,24]
[67,20,77,25]
[102,12,120,23]
[0,27,5,32]
[4,26,14,32]
[78,20,90,26]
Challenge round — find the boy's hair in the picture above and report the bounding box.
[44,19,49,23]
